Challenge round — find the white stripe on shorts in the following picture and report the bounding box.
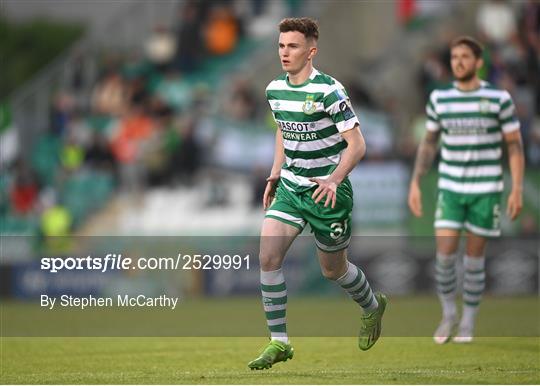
[265,210,306,227]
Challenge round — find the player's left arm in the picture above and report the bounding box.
[504,130,525,220]
[500,90,525,221]
[311,124,365,208]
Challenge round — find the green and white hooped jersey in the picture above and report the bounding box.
[426,81,520,195]
[266,68,360,193]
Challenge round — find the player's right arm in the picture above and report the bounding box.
[263,126,285,210]
[408,91,441,218]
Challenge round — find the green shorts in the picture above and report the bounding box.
[265,178,353,252]
[434,189,502,237]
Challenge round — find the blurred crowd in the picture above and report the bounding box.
[1,0,537,237]
[1,0,299,236]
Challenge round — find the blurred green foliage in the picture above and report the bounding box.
[0,17,84,100]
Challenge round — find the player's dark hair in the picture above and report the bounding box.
[279,17,319,41]
[450,36,484,59]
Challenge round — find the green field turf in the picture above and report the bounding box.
[1,296,539,384]
[2,337,538,384]
[2,296,538,337]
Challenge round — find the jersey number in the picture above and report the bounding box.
[330,221,348,240]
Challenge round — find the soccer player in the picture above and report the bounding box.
[248,17,387,370]
[408,36,524,344]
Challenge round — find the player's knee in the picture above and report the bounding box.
[320,265,342,280]
[259,252,283,271]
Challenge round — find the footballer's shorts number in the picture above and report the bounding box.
[493,203,501,229]
[181,254,250,270]
[330,221,347,240]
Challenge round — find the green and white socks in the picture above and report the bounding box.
[335,261,379,313]
[461,255,486,333]
[435,253,486,340]
[260,268,288,344]
[435,252,458,320]
[260,262,378,344]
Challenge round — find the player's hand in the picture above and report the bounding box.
[309,178,338,208]
[263,175,279,210]
[506,188,523,221]
[408,181,423,217]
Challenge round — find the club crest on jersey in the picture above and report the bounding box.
[302,95,316,115]
[479,98,490,113]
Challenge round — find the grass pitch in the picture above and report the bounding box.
[2,337,538,384]
[1,296,538,384]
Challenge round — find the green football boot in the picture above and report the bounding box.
[248,340,294,370]
[358,292,387,351]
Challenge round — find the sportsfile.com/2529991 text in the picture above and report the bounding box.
[40,253,251,273]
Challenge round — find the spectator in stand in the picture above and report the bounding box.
[10,160,39,215]
[50,91,76,137]
[175,1,209,73]
[204,4,240,56]
[127,76,150,110]
[145,106,178,187]
[91,68,129,117]
[190,83,212,116]
[223,77,259,121]
[41,203,72,237]
[85,132,117,174]
[111,104,155,194]
[476,0,518,47]
[60,129,85,173]
[168,116,200,186]
[111,104,155,163]
[69,51,85,93]
[123,52,153,83]
[145,25,177,73]
[154,70,192,112]
[60,140,85,173]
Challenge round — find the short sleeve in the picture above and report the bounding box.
[499,91,520,133]
[323,86,360,133]
[265,87,279,125]
[426,91,440,132]
[265,88,273,110]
